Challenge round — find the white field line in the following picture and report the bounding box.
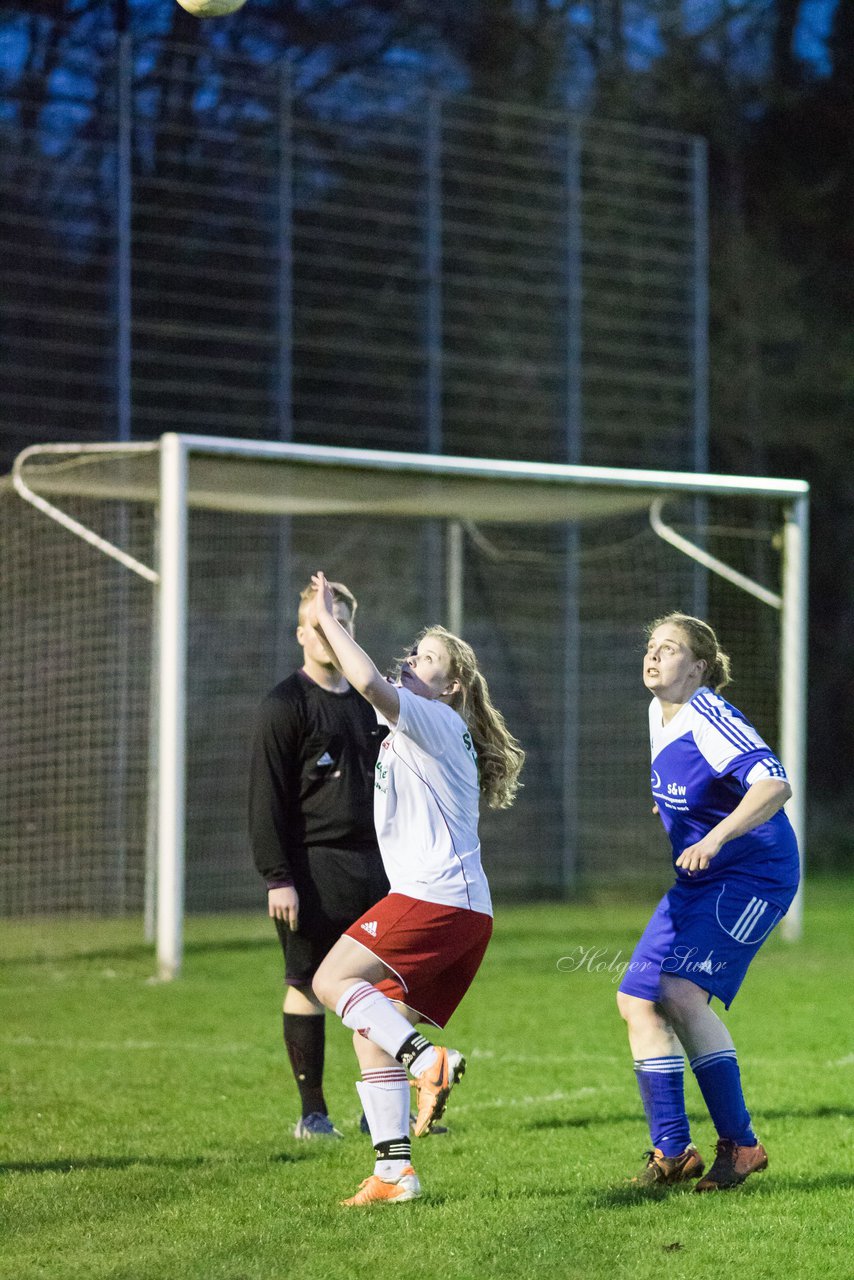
[467,1048,623,1065]
[0,1037,625,1062]
[0,1034,254,1055]
[4,1036,844,1073]
[451,1085,626,1114]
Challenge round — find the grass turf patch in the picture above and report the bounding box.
[1,881,852,1279]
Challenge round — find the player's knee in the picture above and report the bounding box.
[617,990,653,1027]
[284,980,322,1016]
[311,969,331,1008]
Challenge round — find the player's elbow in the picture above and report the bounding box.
[346,671,382,705]
[770,776,792,802]
[759,777,791,808]
[354,672,383,700]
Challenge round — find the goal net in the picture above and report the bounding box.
[0,436,808,971]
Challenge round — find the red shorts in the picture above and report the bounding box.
[345,892,493,1028]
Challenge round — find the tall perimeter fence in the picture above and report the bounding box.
[1,26,794,926]
[0,25,707,470]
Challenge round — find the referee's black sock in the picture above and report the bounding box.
[283,1012,327,1117]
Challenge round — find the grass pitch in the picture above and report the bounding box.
[1,880,852,1280]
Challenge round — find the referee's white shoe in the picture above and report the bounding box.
[293,1112,343,1139]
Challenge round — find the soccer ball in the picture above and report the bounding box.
[176,0,248,17]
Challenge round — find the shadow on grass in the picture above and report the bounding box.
[741,1171,854,1194]
[2,935,273,968]
[182,937,272,956]
[0,944,156,967]
[2,1151,300,1175]
[754,1104,854,1121]
[2,1155,206,1175]
[418,1184,578,1209]
[525,1112,640,1131]
[585,1184,686,1209]
[525,1103,854,1134]
[586,1169,854,1209]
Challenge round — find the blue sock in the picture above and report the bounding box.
[690,1050,756,1146]
[633,1056,691,1156]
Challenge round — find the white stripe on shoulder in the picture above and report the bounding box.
[745,757,788,786]
[688,690,769,772]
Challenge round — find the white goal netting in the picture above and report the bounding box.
[0,444,791,924]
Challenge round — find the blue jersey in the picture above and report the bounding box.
[649,689,799,893]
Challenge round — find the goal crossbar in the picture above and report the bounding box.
[6,434,809,972]
[8,435,810,516]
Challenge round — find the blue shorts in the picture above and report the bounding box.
[618,877,797,1009]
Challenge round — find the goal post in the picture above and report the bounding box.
[1,433,809,975]
[778,497,809,940]
[156,433,189,979]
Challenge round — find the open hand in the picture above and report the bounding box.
[310,571,334,623]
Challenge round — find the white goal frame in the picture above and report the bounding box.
[11,433,809,975]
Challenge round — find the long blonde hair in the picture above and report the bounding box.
[407,625,525,810]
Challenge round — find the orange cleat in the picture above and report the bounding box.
[412,1047,466,1138]
[340,1166,421,1207]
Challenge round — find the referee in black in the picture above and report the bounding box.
[249,579,389,1139]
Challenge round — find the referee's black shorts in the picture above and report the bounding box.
[274,844,389,985]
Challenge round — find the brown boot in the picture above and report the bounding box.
[631,1144,705,1186]
[695,1138,768,1192]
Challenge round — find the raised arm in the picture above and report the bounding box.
[308,571,400,723]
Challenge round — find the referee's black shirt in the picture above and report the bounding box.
[249,670,385,887]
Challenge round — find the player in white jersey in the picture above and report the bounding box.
[307,572,524,1207]
[617,614,799,1192]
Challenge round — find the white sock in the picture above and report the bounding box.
[356,1069,410,1145]
[335,981,416,1060]
[374,1157,411,1181]
[409,1045,439,1076]
[356,1069,411,1179]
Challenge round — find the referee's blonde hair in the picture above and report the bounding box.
[646,613,732,693]
[298,579,357,625]
[410,625,525,810]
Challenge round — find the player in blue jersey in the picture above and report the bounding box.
[617,613,800,1192]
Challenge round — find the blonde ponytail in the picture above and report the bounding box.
[408,626,525,809]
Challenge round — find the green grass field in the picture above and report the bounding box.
[2,880,852,1280]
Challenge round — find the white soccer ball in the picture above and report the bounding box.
[176,0,248,17]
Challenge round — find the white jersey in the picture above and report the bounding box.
[373,686,492,916]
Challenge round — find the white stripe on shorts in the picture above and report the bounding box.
[732,898,768,942]
[729,896,758,938]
